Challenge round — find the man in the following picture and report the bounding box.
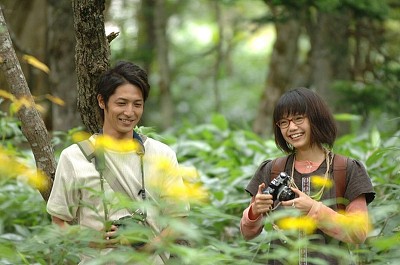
[47,61,190,264]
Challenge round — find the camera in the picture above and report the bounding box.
[111,210,147,248]
[263,172,295,201]
[112,209,146,228]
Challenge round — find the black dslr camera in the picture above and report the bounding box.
[112,209,146,227]
[111,210,147,248]
[263,172,295,201]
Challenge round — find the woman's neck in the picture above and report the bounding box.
[295,146,326,163]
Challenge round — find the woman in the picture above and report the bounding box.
[240,87,375,264]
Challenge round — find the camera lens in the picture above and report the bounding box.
[277,187,295,201]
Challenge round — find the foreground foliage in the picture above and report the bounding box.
[0,114,399,264]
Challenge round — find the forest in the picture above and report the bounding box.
[0,0,399,264]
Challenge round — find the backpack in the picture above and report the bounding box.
[270,154,348,210]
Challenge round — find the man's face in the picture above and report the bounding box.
[98,83,144,139]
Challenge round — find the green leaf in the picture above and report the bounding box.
[211,113,228,131]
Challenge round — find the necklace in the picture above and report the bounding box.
[290,149,331,201]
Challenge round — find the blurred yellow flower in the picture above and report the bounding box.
[153,156,175,175]
[146,156,208,204]
[0,146,49,191]
[311,175,333,188]
[277,216,317,234]
[334,211,371,234]
[95,135,143,153]
[150,157,198,180]
[0,89,15,100]
[165,182,208,204]
[23,168,50,191]
[22,54,50,74]
[178,166,198,181]
[45,94,65,106]
[9,97,34,114]
[72,131,91,143]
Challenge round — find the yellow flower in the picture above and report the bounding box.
[95,135,143,153]
[9,97,34,114]
[22,54,50,74]
[163,182,208,204]
[23,168,50,191]
[0,89,15,100]
[45,94,65,106]
[311,175,333,188]
[277,216,317,234]
[0,147,49,191]
[153,156,175,175]
[146,156,208,204]
[71,131,91,143]
[334,211,371,234]
[178,166,198,181]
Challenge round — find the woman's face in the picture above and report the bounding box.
[277,114,311,151]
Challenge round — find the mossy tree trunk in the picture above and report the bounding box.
[72,0,110,134]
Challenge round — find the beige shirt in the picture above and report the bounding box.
[47,135,189,264]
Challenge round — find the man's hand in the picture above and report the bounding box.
[51,216,68,228]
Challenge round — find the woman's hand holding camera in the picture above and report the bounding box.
[249,183,274,220]
[281,188,316,213]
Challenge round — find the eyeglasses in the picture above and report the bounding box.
[276,115,306,129]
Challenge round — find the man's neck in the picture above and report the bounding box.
[101,128,133,140]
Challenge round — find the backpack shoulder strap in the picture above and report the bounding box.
[270,153,348,210]
[333,154,348,211]
[76,139,106,171]
[77,139,96,162]
[271,156,289,181]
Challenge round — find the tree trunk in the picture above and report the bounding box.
[253,16,301,135]
[211,0,223,113]
[306,10,351,104]
[48,0,81,131]
[0,0,51,127]
[0,7,54,201]
[72,0,110,134]
[137,0,156,74]
[154,0,173,129]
